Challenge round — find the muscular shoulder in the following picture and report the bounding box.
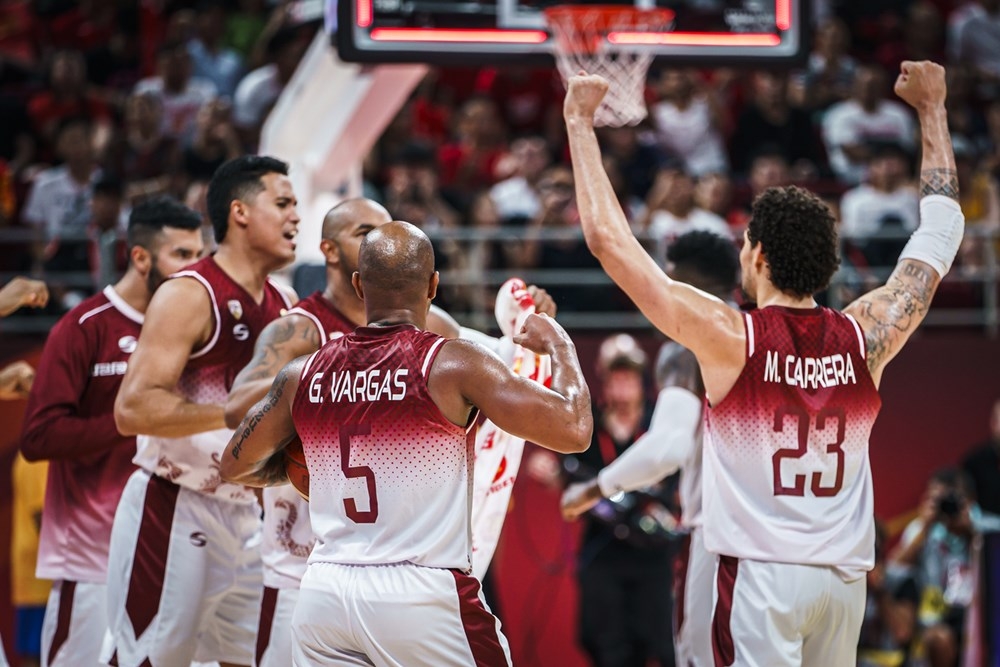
[144,276,214,343]
[655,341,703,395]
[265,312,321,351]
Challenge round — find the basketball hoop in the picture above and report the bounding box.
[545,5,673,127]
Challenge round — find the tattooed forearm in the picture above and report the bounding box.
[851,260,940,374]
[229,371,290,460]
[920,168,959,199]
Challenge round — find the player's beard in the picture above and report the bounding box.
[147,257,167,293]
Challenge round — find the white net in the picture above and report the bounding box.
[545,6,672,127]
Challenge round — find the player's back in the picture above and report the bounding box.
[132,256,291,503]
[293,324,476,572]
[703,306,881,578]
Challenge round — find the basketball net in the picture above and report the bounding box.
[545,5,672,127]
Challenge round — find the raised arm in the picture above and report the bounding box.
[225,314,320,428]
[221,359,303,487]
[114,277,225,437]
[429,313,592,454]
[563,74,744,371]
[561,343,703,519]
[844,61,964,387]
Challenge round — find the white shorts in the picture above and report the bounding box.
[41,580,107,667]
[674,528,714,667]
[711,556,866,667]
[292,562,511,667]
[255,586,299,667]
[104,469,263,667]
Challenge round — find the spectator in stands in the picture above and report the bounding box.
[858,522,919,667]
[438,96,507,200]
[232,24,310,150]
[188,0,245,98]
[729,70,824,178]
[0,92,34,181]
[597,125,668,201]
[822,65,916,184]
[876,1,945,75]
[90,177,126,290]
[694,171,736,229]
[649,68,728,176]
[28,50,111,160]
[839,141,920,268]
[476,66,563,140]
[22,118,101,274]
[104,91,180,204]
[890,469,1000,667]
[490,135,550,223]
[962,398,1000,516]
[789,17,857,111]
[728,148,794,233]
[181,98,242,187]
[954,136,1000,272]
[134,40,217,142]
[224,0,271,58]
[641,161,732,265]
[953,0,1000,81]
[948,0,991,63]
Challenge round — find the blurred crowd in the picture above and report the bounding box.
[0,0,998,318]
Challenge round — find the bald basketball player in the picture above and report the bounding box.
[221,220,592,666]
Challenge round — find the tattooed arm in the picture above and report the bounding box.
[221,358,304,487]
[844,61,963,387]
[224,314,321,428]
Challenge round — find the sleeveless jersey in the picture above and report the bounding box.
[292,324,478,572]
[702,306,881,579]
[133,256,292,504]
[262,292,356,588]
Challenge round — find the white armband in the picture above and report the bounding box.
[898,195,965,278]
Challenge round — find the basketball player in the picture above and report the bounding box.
[563,61,963,666]
[560,230,739,667]
[108,156,299,667]
[224,199,556,667]
[18,197,204,666]
[220,221,592,666]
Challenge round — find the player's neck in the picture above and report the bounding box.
[213,244,273,302]
[113,269,153,314]
[365,307,427,330]
[323,278,366,327]
[754,283,817,310]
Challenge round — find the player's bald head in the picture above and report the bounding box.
[357,221,436,299]
[321,198,391,241]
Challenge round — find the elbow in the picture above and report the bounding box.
[223,401,244,430]
[19,435,44,462]
[563,413,594,454]
[114,396,140,437]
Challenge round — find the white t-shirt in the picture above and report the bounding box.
[22,166,99,239]
[956,12,1000,77]
[233,64,281,129]
[839,184,920,239]
[134,76,217,140]
[489,176,541,221]
[648,207,732,264]
[821,99,915,184]
[651,97,728,176]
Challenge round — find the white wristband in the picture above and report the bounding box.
[898,195,965,278]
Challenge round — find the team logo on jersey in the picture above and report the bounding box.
[118,335,137,353]
[228,299,243,320]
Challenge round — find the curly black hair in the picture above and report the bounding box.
[666,230,739,294]
[747,186,839,298]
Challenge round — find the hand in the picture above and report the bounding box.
[563,73,610,123]
[0,276,49,316]
[0,360,35,400]
[894,61,947,111]
[513,312,572,355]
[527,285,557,318]
[561,480,602,520]
[918,491,940,525]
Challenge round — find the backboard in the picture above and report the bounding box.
[334,0,808,67]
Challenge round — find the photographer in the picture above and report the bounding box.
[889,469,985,667]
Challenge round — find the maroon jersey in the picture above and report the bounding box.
[286,291,356,344]
[132,256,293,504]
[21,286,144,583]
[703,306,881,578]
[292,325,478,571]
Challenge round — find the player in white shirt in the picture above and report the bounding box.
[561,230,740,667]
[564,61,964,665]
[220,221,592,666]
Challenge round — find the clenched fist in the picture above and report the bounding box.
[563,73,610,123]
[513,312,573,356]
[894,61,946,111]
[0,360,35,400]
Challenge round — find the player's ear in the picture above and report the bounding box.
[320,238,338,266]
[428,271,439,300]
[230,199,249,231]
[130,245,151,276]
[352,271,364,300]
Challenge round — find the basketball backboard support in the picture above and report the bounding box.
[334,0,808,67]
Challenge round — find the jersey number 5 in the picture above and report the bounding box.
[771,405,846,497]
[339,424,379,523]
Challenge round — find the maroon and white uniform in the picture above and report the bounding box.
[289,325,510,666]
[105,257,292,667]
[256,292,354,667]
[20,286,143,667]
[703,306,881,667]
